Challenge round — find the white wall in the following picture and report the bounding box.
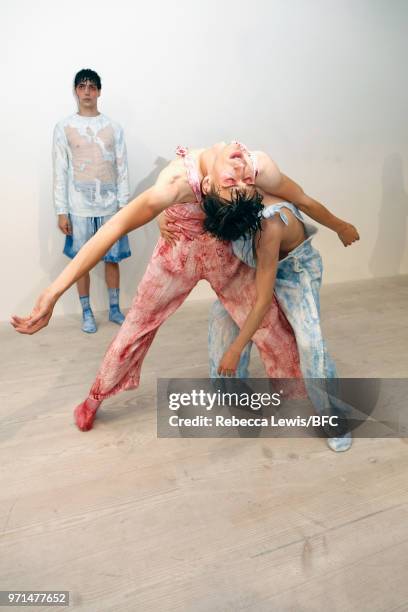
[1,0,408,321]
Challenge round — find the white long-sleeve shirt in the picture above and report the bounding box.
[53,113,130,217]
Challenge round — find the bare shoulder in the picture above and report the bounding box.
[256,216,285,255]
[262,214,286,237]
[154,158,193,202]
[253,151,279,172]
[189,147,206,159]
[263,208,303,236]
[253,151,281,193]
[155,158,184,185]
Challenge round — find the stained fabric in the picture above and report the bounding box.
[209,202,350,419]
[87,150,304,401]
[53,113,129,217]
[63,213,131,263]
[89,231,303,400]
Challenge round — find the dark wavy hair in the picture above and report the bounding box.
[202,187,264,241]
[74,69,102,90]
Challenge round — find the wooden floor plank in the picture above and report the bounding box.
[1,276,407,611]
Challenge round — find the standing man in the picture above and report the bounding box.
[53,68,131,333]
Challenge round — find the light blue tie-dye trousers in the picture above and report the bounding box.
[208,219,348,422]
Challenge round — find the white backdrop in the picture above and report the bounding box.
[1,0,408,321]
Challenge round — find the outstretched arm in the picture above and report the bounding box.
[218,219,282,376]
[11,180,182,335]
[255,152,360,247]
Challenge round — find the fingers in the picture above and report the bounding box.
[10,319,32,333]
[10,309,50,334]
[161,221,180,243]
[346,236,359,246]
[342,233,360,247]
[10,314,31,325]
[10,314,33,330]
[162,233,176,246]
[14,324,43,335]
[10,317,21,330]
[11,319,34,334]
[11,315,49,335]
[58,222,71,235]
[217,366,236,377]
[166,231,180,243]
[162,231,178,247]
[27,310,49,326]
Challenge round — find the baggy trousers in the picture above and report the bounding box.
[89,234,303,401]
[209,235,349,420]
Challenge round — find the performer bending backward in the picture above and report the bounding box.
[11,141,359,446]
[161,145,359,451]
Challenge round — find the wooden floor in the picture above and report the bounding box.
[1,276,408,612]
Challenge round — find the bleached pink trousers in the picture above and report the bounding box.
[88,233,302,401]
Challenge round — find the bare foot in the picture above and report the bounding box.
[74,398,101,431]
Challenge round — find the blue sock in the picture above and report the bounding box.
[79,295,97,333]
[108,288,125,325]
[80,295,91,311]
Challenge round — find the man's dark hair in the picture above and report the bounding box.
[202,187,264,241]
[74,69,102,90]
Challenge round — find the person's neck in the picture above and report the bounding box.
[77,107,100,117]
[199,142,225,175]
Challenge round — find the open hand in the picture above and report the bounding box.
[157,213,180,246]
[337,222,359,247]
[10,289,57,335]
[218,347,242,377]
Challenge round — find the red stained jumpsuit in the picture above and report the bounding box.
[88,147,302,401]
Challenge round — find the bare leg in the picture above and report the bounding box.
[105,262,119,289]
[77,272,90,296]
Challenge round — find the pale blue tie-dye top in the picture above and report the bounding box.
[53,113,130,217]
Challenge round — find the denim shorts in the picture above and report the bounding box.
[63,213,131,263]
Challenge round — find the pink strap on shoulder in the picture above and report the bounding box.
[231,140,259,178]
[176,145,202,203]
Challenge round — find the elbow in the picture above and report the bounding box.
[145,200,162,221]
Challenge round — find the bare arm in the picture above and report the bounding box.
[255,152,359,246]
[218,219,282,376]
[49,184,178,298]
[11,178,184,334]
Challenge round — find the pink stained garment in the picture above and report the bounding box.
[88,147,304,401]
[164,146,206,240]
